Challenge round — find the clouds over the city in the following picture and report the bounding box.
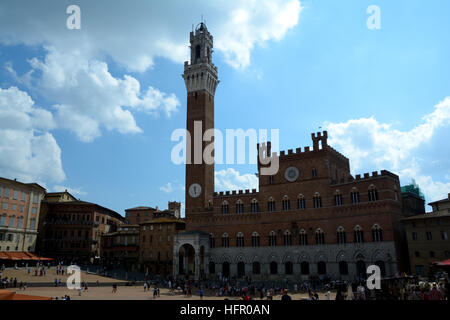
[160,182,174,194]
[0,0,302,71]
[0,0,301,193]
[215,168,258,191]
[0,87,64,184]
[325,97,450,204]
[24,46,179,142]
[0,0,301,141]
[159,182,185,194]
[214,0,302,68]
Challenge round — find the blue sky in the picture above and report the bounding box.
[0,0,449,215]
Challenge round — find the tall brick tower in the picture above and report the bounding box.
[183,23,219,215]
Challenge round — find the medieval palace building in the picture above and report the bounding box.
[174,23,408,281]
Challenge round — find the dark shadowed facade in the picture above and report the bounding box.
[38,200,124,264]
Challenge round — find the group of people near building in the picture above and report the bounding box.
[0,275,28,290]
[152,271,450,300]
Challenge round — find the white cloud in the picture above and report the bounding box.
[0,0,302,71]
[53,185,87,197]
[0,87,64,184]
[325,97,450,204]
[215,0,302,68]
[160,181,185,194]
[25,47,179,142]
[0,1,301,142]
[160,182,174,194]
[215,168,258,191]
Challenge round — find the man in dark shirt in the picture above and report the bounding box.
[281,289,292,301]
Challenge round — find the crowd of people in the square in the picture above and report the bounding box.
[148,270,450,301]
[2,262,449,301]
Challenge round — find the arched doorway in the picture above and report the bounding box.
[301,261,310,275]
[339,261,349,275]
[270,261,278,275]
[199,246,205,276]
[285,262,293,275]
[222,262,230,278]
[375,260,386,277]
[317,261,326,275]
[356,260,367,279]
[252,262,261,275]
[209,261,215,275]
[237,261,245,278]
[178,244,196,275]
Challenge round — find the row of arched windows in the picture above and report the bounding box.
[209,225,383,248]
[208,260,387,277]
[220,186,379,214]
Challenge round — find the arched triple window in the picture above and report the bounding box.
[368,185,379,202]
[313,193,322,208]
[299,229,308,246]
[297,194,306,210]
[351,188,360,204]
[334,190,343,206]
[269,231,277,246]
[372,224,383,242]
[236,232,245,247]
[282,196,291,211]
[221,233,229,248]
[315,228,325,245]
[337,226,346,244]
[209,233,215,248]
[251,232,260,247]
[283,230,292,246]
[354,225,364,243]
[236,200,244,214]
[221,201,229,214]
[250,199,259,213]
[267,197,276,212]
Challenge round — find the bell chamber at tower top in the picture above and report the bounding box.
[182,22,219,96]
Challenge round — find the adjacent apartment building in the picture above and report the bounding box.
[403,193,450,276]
[100,224,140,272]
[0,177,46,253]
[139,217,185,276]
[125,201,181,225]
[38,199,124,264]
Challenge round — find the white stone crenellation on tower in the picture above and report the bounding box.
[182,23,219,96]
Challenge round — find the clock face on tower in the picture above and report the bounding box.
[188,183,202,198]
[285,166,299,182]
